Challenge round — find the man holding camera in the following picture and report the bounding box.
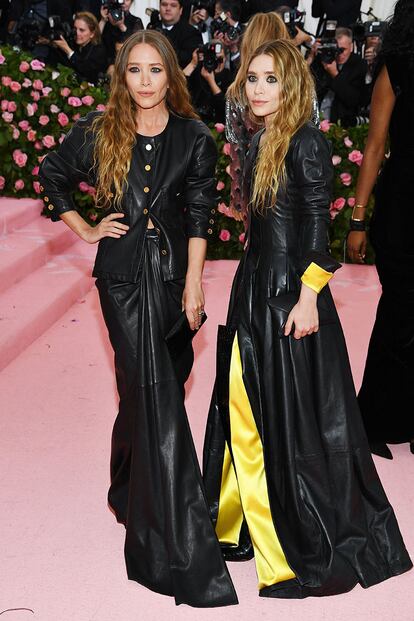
[99,0,143,66]
[188,1,213,44]
[156,0,202,67]
[212,0,242,72]
[308,26,366,126]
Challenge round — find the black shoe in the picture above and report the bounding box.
[221,543,254,562]
[369,441,393,460]
[410,442,414,455]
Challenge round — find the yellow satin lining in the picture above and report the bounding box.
[216,334,295,589]
[301,261,333,293]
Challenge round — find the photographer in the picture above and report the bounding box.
[155,0,202,68]
[183,40,232,122]
[308,26,366,126]
[188,1,213,44]
[100,0,143,66]
[50,11,108,83]
[275,5,313,48]
[212,0,242,71]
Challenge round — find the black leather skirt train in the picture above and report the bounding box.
[96,229,237,607]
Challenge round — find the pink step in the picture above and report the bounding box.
[0,239,96,372]
[0,197,42,236]
[0,216,79,294]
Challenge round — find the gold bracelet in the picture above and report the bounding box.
[352,205,366,220]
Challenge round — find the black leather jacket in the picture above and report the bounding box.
[38,112,218,282]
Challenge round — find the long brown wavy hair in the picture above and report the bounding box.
[233,40,315,212]
[227,12,289,103]
[91,30,197,209]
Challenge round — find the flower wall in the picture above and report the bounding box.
[1,45,374,263]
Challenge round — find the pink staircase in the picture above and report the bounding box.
[0,197,96,371]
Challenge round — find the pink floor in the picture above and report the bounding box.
[1,202,413,621]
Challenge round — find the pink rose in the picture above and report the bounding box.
[32,165,39,176]
[239,232,245,244]
[347,197,356,207]
[1,100,8,111]
[320,119,331,133]
[82,95,94,106]
[12,149,28,168]
[59,134,65,144]
[42,87,52,96]
[33,181,41,194]
[87,186,96,196]
[332,155,342,166]
[31,90,40,101]
[27,129,37,141]
[79,181,89,192]
[2,111,13,123]
[72,113,81,121]
[225,164,231,176]
[37,154,46,163]
[89,212,98,221]
[33,79,43,90]
[344,136,353,148]
[13,127,20,139]
[18,120,30,131]
[216,180,225,191]
[19,61,30,73]
[60,87,71,97]
[30,59,45,71]
[8,101,17,112]
[0,176,5,190]
[329,197,346,220]
[50,104,60,113]
[57,112,69,127]
[218,202,228,214]
[42,135,56,148]
[0,54,5,65]
[22,78,32,88]
[348,149,363,166]
[15,179,25,191]
[219,229,230,242]
[39,114,50,126]
[96,103,106,111]
[340,172,352,186]
[10,81,22,93]
[34,141,43,151]
[222,142,231,156]
[2,76,12,86]
[68,96,82,107]
[215,122,225,133]
[26,103,37,116]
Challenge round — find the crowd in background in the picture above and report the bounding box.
[0,0,385,125]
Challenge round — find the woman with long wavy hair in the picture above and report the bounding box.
[203,39,412,597]
[38,30,237,607]
[347,0,414,460]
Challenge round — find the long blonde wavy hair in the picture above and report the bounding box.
[227,12,289,103]
[91,30,197,209]
[233,39,315,212]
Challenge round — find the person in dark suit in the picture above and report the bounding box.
[308,26,366,126]
[156,0,202,68]
[99,0,143,65]
[312,0,361,29]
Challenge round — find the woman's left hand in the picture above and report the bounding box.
[284,287,319,339]
[182,280,205,331]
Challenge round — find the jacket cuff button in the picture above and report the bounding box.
[143,208,149,214]
[209,219,214,224]
[48,204,54,210]
[207,228,213,234]
[161,249,167,255]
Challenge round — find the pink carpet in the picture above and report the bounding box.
[1,209,413,620]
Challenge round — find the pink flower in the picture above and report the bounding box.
[222,142,231,156]
[215,122,225,133]
[33,181,41,194]
[68,96,82,107]
[39,114,50,126]
[348,149,363,166]
[19,61,30,73]
[89,212,98,221]
[37,154,46,163]
[59,134,65,144]
[31,90,40,101]
[82,95,94,106]
[32,166,39,176]
[320,119,331,133]
[344,136,353,148]
[72,113,81,121]
[15,179,25,190]
[30,59,45,71]
[239,232,245,244]
[10,81,22,93]
[1,100,8,111]
[50,104,60,113]
[225,164,231,176]
[13,127,20,139]
[2,76,12,86]
[12,149,28,168]
[18,120,30,131]
[0,176,5,190]
[347,197,356,207]
[42,87,52,96]
[216,180,225,191]
[340,172,352,186]
[26,103,36,116]
[219,229,230,242]
[332,155,342,166]
[218,202,228,214]
[79,181,89,192]
[57,112,69,127]
[22,78,32,88]
[0,53,5,65]
[87,186,96,196]
[96,103,106,111]
[2,111,13,123]
[27,129,37,141]
[329,197,346,220]
[33,79,43,90]
[8,101,17,112]
[60,87,71,97]
[42,135,56,148]
[34,141,43,151]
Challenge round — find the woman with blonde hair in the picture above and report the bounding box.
[38,30,237,607]
[203,39,412,597]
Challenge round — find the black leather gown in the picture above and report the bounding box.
[203,122,412,598]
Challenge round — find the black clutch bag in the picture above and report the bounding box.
[165,311,207,358]
[267,292,337,338]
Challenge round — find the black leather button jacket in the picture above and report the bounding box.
[38,111,218,282]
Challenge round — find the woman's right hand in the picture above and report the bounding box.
[81,213,129,244]
[347,231,367,263]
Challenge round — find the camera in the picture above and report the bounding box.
[101,0,124,22]
[210,13,241,41]
[281,8,305,39]
[198,42,222,72]
[44,15,73,42]
[317,20,343,64]
[364,20,387,38]
[10,11,72,50]
[145,8,163,31]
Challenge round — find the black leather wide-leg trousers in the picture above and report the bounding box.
[96,231,237,607]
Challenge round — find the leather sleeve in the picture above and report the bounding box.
[184,128,219,238]
[292,125,341,277]
[38,113,98,222]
